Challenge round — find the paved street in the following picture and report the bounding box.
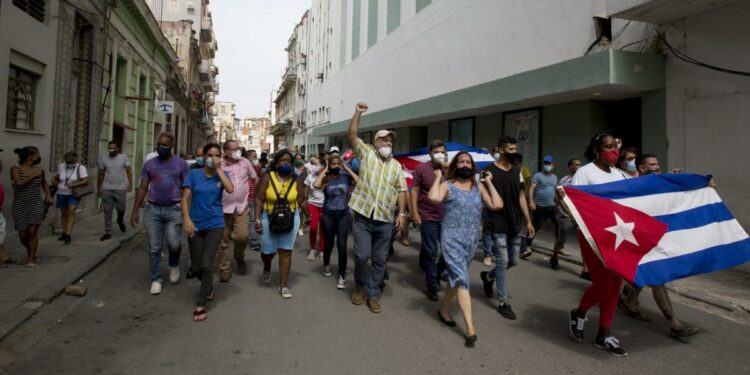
[1,230,749,374]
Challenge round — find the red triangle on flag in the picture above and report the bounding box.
[563,187,668,283]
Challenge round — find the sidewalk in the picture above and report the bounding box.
[529,228,750,315]
[0,212,141,341]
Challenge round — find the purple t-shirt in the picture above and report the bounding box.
[141,156,189,206]
[411,161,445,222]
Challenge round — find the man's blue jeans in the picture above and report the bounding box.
[419,221,441,289]
[488,231,522,303]
[145,204,183,282]
[352,212,393,300]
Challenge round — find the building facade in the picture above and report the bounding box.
[213,101,236,144]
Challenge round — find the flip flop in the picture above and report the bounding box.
[618,298,650,321]
[24,263,38,270]
[192,308,207,322]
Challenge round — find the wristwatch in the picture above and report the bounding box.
[398,213,408,217]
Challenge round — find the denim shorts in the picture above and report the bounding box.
[56,194,80,208]
[261,210,300,254]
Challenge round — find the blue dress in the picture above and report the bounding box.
[441,182,483,288]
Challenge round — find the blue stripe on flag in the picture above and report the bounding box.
[571,173,711,199]
[654,203,736,231]
[393,142,488,157]
[632,238,750,287]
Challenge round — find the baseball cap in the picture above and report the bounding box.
[374,129,396,141]
[543,156,554,163]
[329,146,340,154]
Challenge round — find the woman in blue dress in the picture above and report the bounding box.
[428,151,503,347]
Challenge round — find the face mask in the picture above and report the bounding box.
[277,164,292,175]
[294,160,304,168]
[308,165,321,174]
[455,167,474,179]
[328,167,341,175]
[32,157,41,165]
[600,149,619,166]
[378,147,392,158]
[543,165,553,172]
[432,152,446,163]
[108,149,118,157]
[626,159,637,172]
[205,158,216,169]
[493,153,501,162]
[195,157,205,167]
[251,159,259,166]
[261,167,268,174]
[66,162,76,168]
[505,152,522,164]
[645,169,659,175]
[157,146,171,159]
[230,150,242,161]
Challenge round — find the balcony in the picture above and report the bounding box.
[201,16,213,41]
[607,0,743,23]
[199,60,215,91]
[281,67,297,89]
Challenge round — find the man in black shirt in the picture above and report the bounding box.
[480,136,535,320]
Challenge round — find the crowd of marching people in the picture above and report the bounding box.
[1,102,712,355]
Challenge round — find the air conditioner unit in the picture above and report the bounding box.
[187,3,195,12]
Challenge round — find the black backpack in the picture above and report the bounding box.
[268,175,296,233]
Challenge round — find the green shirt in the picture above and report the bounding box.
[348,139,407,223]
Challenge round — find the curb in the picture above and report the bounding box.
[0,229,142,342]
[530,244,744,313]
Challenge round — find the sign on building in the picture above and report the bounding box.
[157,100,175,114]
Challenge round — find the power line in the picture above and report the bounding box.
[658,33,750,77]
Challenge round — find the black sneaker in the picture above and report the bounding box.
[520,249,532,260]
[57,234,66,241]
[569,309,585,342]
[64,235,71,245]
[595,335,628,357]
[480,271,494,298]
[497,302,516,320]
[426,287,439,301]
[186,268,196,279]
[550,257,560,270]
[118,221,127,233]
[100,232,112,242]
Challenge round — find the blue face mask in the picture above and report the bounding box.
[277,164,292,175]
[543,165,553,172]
[626,159,637,172]
[195,157,205,167]
[205,158,215,169]
[157,146,171,158]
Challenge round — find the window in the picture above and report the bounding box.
[449,117,474,146]
[6,66,39,130]
[12,0,45,22]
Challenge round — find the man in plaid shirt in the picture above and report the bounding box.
[347,102,408,314]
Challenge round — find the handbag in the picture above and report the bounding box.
[71,164,94,198]
[268,175,295,233]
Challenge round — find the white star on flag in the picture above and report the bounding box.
[605,212,639,250]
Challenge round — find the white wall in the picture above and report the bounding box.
[307,0,602,127]
[662,2,750,227]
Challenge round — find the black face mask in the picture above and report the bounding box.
[455,167,474,179]
[109,150,118,157]
[32,157,41,165]
[328,167,341,176]
[504,152,522,164]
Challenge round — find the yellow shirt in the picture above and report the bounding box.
[264,172,298,212]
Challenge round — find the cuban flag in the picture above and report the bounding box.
[393,143,494,187]
[561,173,750,288]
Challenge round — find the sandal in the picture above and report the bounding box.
[192,307,207,322]
[207,288,215,301]
[618,298,650,321]
[24,263,38,270]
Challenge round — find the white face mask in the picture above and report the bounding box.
[543,165,553,172]
[493,153,501,162]
[231,150,242,161]
[432,152,446,163]
[308,165,321,174]
[378,146,392,158]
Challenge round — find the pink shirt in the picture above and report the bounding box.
[221,157,258,214]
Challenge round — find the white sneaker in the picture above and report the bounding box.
[483,256,493,266]
[279,286,293,299]
[322,265,332,277]
[337,276,346,290]
[298,229,304,236]
[307,249,316,261]
[169,266,180,284]
[150,281,162,295]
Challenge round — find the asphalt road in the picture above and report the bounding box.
[1,232,748,374]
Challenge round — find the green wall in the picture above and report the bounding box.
[416,0,432,13]
[368,0,378,48]
[352,0,361,59]
[387,0,401,34]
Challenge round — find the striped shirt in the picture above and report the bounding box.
[348,139,407,223]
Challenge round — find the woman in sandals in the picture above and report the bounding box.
[181,143,234,322]
[428,151,503,347]
[255,149,310,298]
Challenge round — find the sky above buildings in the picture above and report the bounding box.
[212,0,312,118]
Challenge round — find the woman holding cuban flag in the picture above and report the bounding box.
[564,133,631,357]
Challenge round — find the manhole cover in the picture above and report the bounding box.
[37,256,71,264]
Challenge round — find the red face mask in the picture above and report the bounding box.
[600,149,619,166]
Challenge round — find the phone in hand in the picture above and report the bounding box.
[480,171,489,182]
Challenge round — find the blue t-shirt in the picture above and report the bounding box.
[323,173,353,214]
[531,172,558,207]
[183,169,227,231]
[141,156,189,206]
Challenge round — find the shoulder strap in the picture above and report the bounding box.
[268,173,281,199]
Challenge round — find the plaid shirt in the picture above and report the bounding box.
[348,139,407,223]
[247,164,261,201]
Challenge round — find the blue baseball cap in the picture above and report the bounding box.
[543,156,554,163]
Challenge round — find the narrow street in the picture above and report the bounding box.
[1,231,748,374]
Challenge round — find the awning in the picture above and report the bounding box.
[312,49,664,138]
